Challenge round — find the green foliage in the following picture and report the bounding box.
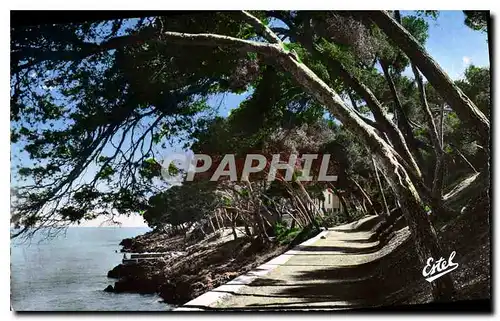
[415,11,439,20]
[142,181,218,229]
[286,223,320,247]
[274,221,302,245]
[58,206,86,222]
[11,13,265,229]
[96,165,115,180]
[138,158,162,180]
[456,65,490,117]
[463,11,489,33]
[402,16,429,45]
[317,210,349,227]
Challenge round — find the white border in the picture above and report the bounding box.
[4,1,497,10]
[3,2,498,321]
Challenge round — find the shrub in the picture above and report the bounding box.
[316,209,364,228]
[273,221,320,246]
[274,221,302,245]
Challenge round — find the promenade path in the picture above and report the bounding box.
[178,215,411,311]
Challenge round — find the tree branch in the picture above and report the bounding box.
[158,31,279,56]
[241,11,282,44]
[369,10,490,142]
[12,30,279,73]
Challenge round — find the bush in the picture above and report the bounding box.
[316,209,364,228]
[273,221,320,246]
[287,224,319,248]
[274,221,302,245]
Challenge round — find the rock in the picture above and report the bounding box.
[159,278,195,305]
[119,238,133,248]
[107,263,147,279]
[103,285,114,292]
[113,278,158,294]
[107,264,124,279]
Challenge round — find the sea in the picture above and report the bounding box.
[10,227,172,311]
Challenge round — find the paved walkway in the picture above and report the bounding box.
[178,215,410,311]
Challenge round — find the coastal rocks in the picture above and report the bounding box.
[119,238,134,251]
[104,251,188,297]
[157,270,249,304]
[107,264,123,279]
[107,263,144,279]
[107,252,185,279]
[119,237,149,253]
[119,232,188,253]
[113,278,158,294]
[104,285,114,292]
[105,260,165,295]
[102,278,158,295]
[105,229,288,305]
[158,277,196,304]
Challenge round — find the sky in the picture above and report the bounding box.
[11,11,490,228]
[402,10,490,79]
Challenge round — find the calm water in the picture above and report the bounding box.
[11,227,172,311]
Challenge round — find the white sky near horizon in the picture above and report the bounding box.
[75,213,149,227]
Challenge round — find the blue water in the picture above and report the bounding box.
[11,227,172,311]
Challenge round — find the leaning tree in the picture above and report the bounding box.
[11,11,490,300]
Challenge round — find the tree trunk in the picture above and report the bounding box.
[214,210,222,231]
[349,177,377,215]
[224,209,238,240]
[297,181,323,220]
[316,47,423,180]
[394,10,442,171]
[374,151,455,300]
[354,197,366,216]
[231,216,238,240]
[432,103,446,198]
[244,223,252,236]
[451,144,478,173]
[328,183,350,218]
[339,194,350,219]
[396,8,447,198]
[199,222,207,237]
[369,10,489,143]
[380,59,423,166]
[209,216,216,234]
[289,194,308,227]
[372,156,391,217]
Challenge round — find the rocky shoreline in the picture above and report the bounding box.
[103,228,316,305]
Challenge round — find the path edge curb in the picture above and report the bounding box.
[174,229,329,311]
